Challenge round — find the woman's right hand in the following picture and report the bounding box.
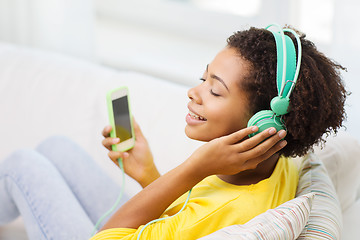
[186,126,287,178]
[102,118,160,188]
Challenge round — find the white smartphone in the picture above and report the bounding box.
[106,87,135,152]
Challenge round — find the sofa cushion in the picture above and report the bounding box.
[0,42,202,197]
[199,153,342,240]
[313,132,360,212]
[342,199,360,240]
[295,153,342,239]
[198,193,314,240]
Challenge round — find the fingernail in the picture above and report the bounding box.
[279,130,287,138]
[113,138,120,143]
[268,128,276,135]
[251,126,258,132]
[123,152,129,158]
[280,140,287,147]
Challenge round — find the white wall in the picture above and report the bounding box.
[94,0,295,86]
[331,0,360,141]
[94,0,360,139]
[0,0,359,140]
[0,0,95,59]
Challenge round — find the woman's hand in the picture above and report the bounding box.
[102,118,160,188]
[186,126,287,178]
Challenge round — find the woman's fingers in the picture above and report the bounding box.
[261,139,287,160]
[225,126,284,155]
[243,139,287,170]
[102,125,112,138]
[108,151,130,168]
[235,127,283,152]
[102,125,121,150]
[108,151,123,166]
[241,129,287,159]
[102,137,120,151]
[226,126,259,144]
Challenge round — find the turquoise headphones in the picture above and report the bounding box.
[247,24,302,137]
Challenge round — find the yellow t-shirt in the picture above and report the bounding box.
[91,157,298,240]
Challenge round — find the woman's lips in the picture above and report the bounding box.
[188,109,207,121]
[185,109,207,125]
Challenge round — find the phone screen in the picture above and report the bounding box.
[112,96,132,142]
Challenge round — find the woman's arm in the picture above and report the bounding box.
[100,126,287,230]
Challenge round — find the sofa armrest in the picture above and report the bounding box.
[313,131,360,212]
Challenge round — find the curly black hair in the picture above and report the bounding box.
[227,26,349,157]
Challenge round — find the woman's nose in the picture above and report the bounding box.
[187,86,202,104]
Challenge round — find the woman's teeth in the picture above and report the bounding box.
[189,110,207,121]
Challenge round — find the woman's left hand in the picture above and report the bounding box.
[102,118,160,188]
[186,126,287,177]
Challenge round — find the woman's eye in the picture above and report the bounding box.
[210,90,220,97]
[199,78,220,96]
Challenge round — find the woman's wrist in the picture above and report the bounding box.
[181,156,211,183]
[138,164,161,188]
[184,151,216,180]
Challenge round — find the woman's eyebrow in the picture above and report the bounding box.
[210,73,229,92]
[206,64,229,92]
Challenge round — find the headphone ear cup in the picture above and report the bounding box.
[247,110,285,138]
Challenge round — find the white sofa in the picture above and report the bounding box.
[0,42,360,239]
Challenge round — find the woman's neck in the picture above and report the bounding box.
[217,153,280,186]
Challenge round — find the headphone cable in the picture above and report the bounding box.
[91,158,125,236]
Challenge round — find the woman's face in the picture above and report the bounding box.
[185,47,252,141]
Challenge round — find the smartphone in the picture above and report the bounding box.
[106,87,135,152]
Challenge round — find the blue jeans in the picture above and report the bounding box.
[0,136,128,240]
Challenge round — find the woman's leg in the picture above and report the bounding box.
[35,136,128,224]
[0,149,94,240]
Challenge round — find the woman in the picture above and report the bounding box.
[0,26,348,240]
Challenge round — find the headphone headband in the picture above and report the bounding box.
[247,24,302,138]
[265,24,302,100]
[283,28,302,98]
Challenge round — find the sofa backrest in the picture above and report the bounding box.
[0,42,202,196]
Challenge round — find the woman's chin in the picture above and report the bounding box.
[184,126,211,142]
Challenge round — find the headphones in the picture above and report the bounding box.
[247,24,302,138]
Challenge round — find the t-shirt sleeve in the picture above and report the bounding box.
[89,210,191,240]
[90,228,137,240]
[89,199,253,240]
